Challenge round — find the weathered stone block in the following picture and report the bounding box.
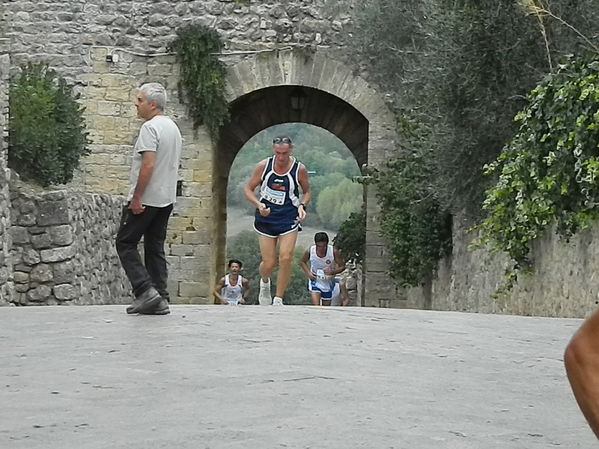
[40,245,76,263]
[27,285,52,302]
[15,284,29,293]
[30,264,53,283]
[31,232,52,249]
[16,213,36,226]
[169,244,194,256]
[54,284,77,301]
[13,271,29,284]
[38,200,70,226]
[22,248,41,265]
[0,267,8,284]
[178,281,203,297]
[49,225,73,246]
[10,226,29,244]
[181,230,211,245]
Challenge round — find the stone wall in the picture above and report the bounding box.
[0,37,13,305]
[9,180,129,305]
[6,0,352,82]
[398,215,599,318]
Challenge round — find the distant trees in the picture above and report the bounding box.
[227,123,363,229]
[316,178,363,229]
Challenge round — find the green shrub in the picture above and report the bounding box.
[333,206,366,265]
[475,53,599,270]
[366,152,452,287]
[8,63,90,186]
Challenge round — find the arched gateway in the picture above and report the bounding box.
[216,49,397,307]
[81,47,397,305]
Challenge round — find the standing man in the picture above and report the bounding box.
[116,82,182,315]
[213,259,250,305]
[300,232,345,306]
[244,136,311,306]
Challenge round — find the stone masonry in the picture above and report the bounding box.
[9,179,129,305]
[0,37,12,305]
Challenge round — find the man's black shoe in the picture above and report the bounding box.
[126,287,162,314]
[139,297,170,315]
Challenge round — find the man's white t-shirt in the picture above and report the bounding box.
[128,114,182,207]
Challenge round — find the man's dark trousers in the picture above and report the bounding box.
[116,204,173,301]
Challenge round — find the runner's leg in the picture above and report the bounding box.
[258,235,277,282]
[274,230,298,299]
[310,291,322,306]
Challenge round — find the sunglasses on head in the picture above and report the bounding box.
[273,137,292,144]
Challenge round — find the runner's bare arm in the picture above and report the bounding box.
[299,249,315,280]
[213,277,228,304]
[565,308,599,438]
[241,278,250,304]
[297,163,311,221]
[333,248,346,275]
[244,160,270,216]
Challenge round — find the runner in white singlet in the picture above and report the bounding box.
[300,232,346,306]
[213,259,249,305]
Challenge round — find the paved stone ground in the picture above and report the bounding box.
[0,305,595,448]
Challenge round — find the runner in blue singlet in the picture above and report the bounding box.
[244,136,311,306]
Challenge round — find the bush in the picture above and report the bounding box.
[475,53,599,269]
[366,152,452,287]
[8,63,90,186]
[334,206,365,265]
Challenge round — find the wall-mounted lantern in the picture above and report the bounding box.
[289,87,307,111]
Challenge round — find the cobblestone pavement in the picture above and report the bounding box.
[0,305,594,448]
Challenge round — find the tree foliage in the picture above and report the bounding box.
[168,25,229,138]
[8,63,90,186]
[227,123,362,228]
[345,0,599,285]
[366,152,452,287]
[333,206,365,265]
[351,0,599,213]
[316,178,363,229]
[475,53,599,269]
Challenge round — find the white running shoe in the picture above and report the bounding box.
[272,296,284,306]
[258,279,272,305]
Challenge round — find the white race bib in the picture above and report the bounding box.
[261,186,285,205]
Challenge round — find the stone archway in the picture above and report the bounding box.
[214,49,397,305]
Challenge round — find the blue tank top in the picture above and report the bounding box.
[255,156,301,224]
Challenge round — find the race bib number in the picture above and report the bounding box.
[261,186,285,205]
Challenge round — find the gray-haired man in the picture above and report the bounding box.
[116,82,182,315]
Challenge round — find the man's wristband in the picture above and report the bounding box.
[299,202,306,208]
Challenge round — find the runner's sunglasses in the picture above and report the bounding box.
[272,137,292,144]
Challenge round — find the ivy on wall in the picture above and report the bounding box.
[8,63,90,186]
[334,206,366,265]
[364,152,452,287]
[475,53,599,275]
[168,25,229,138]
